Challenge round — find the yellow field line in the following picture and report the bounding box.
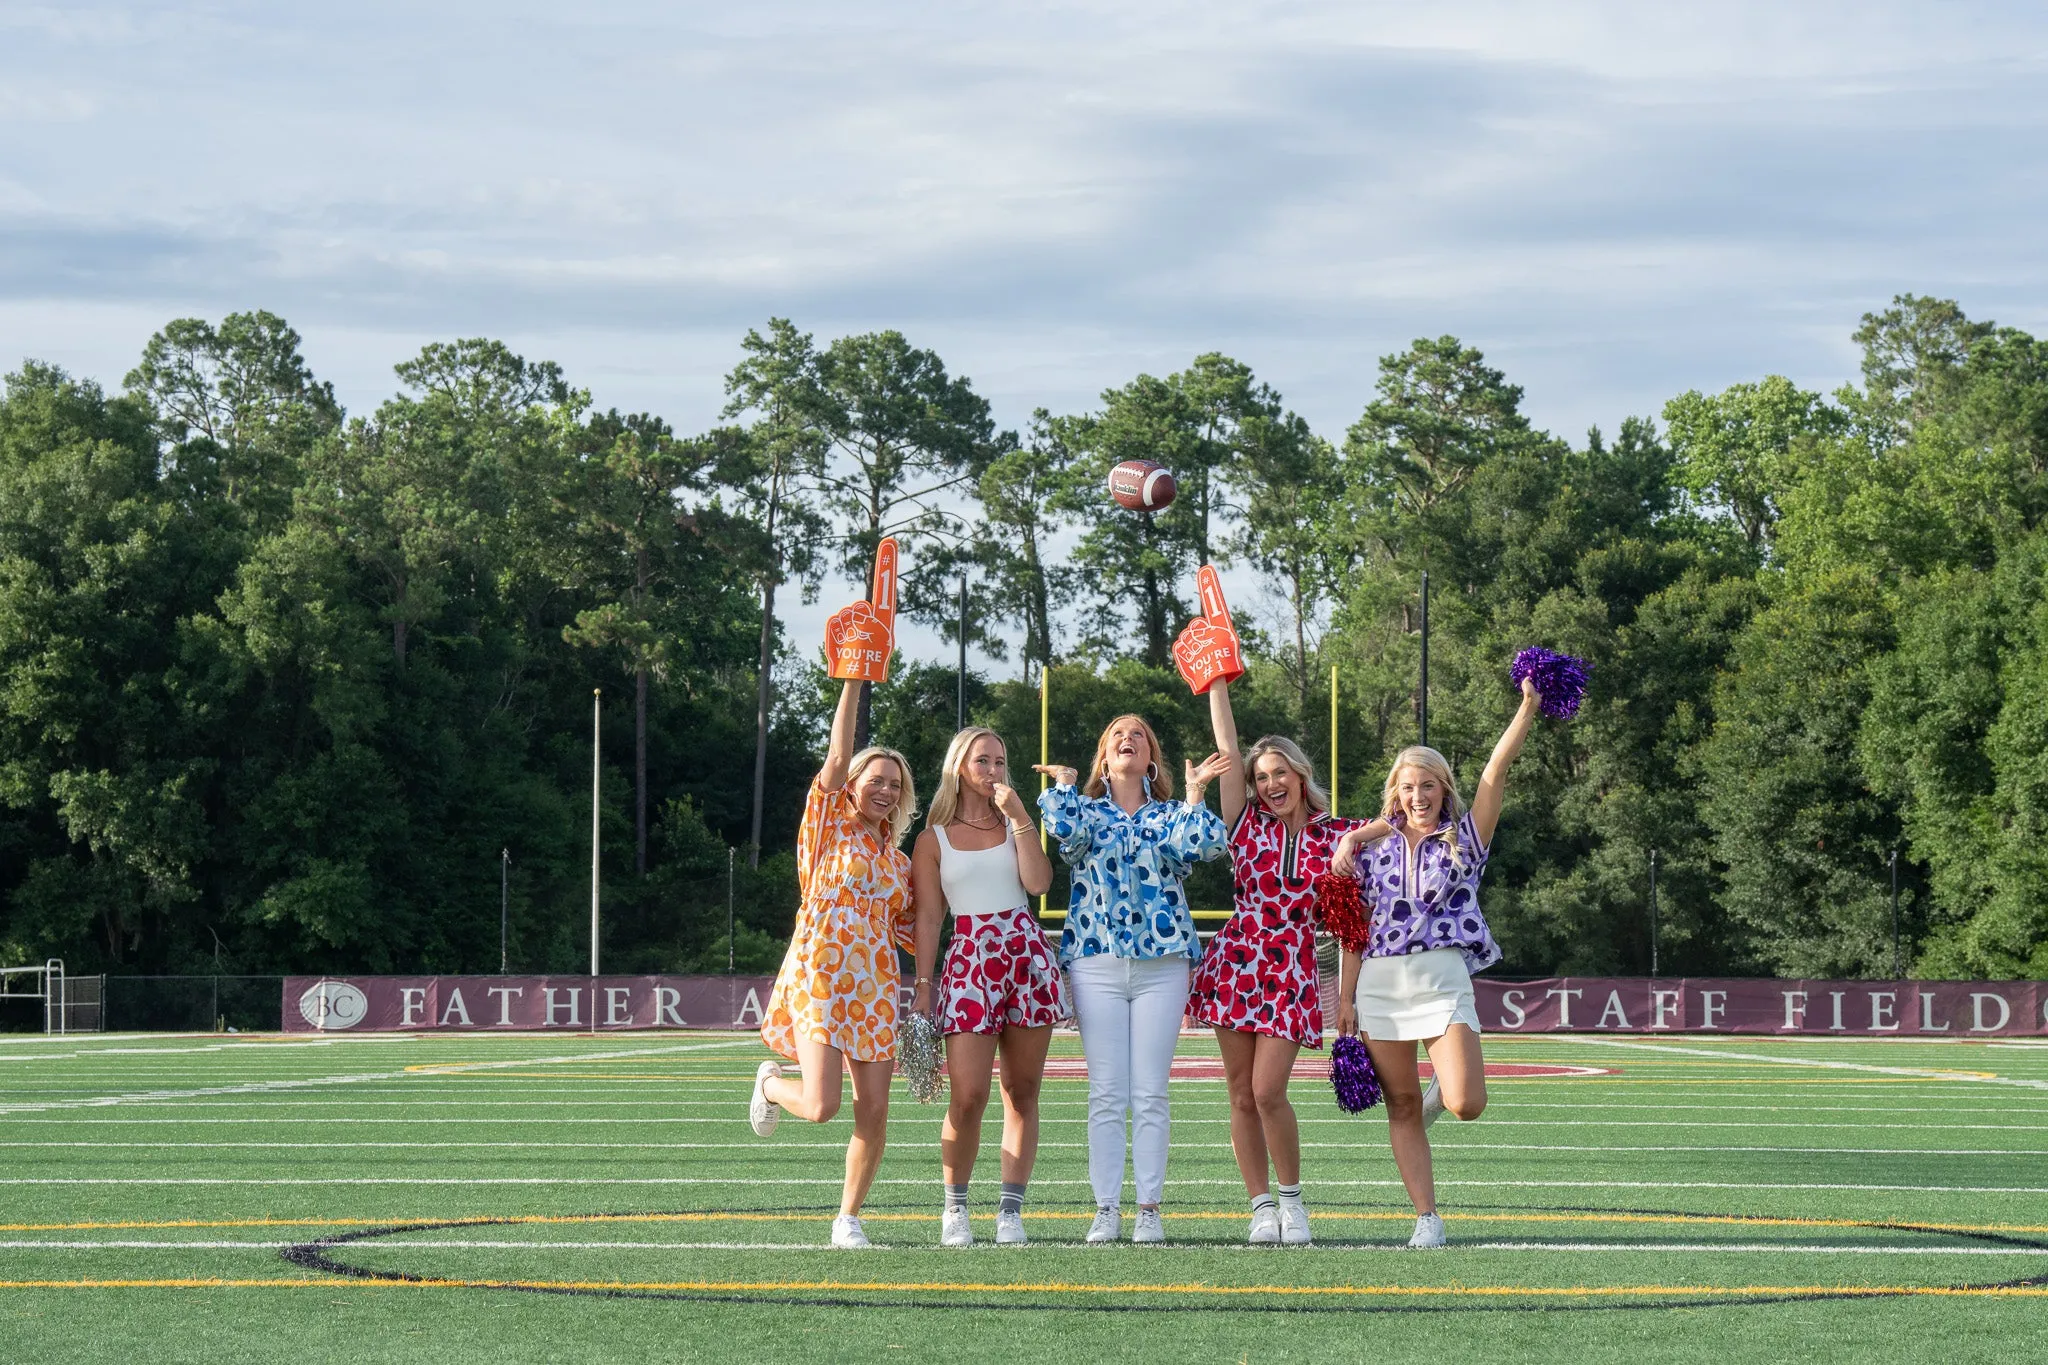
[9,1212,2047,1234]
[3,1277,2046,1299]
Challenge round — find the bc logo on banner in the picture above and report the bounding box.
[299,979,370,1030]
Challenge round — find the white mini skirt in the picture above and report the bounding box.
[1355,948,1481,1041]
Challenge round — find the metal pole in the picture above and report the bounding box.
[957,574,968,732]
[591,688,602,978]
[500,849,510,974]
[727,846,737,975]
[1649,847,1660,977]
[1418,571,1430,747]
[1038,664,1049,920]
[1890,848,1901,979]
[1329,662,1339,816]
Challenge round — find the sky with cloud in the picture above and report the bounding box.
[4,1,2045,658]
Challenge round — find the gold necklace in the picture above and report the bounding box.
[956,809,1003,829]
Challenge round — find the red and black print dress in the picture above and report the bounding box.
[1186,806,1362,1048]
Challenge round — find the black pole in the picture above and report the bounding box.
[958,574,968,732]
[1418,570,1430,746]
[1648,847,1659,977]
[1890,848,1901,979]
[500,848,510,974]
[727,847,736,975]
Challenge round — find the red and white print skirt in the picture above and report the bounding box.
[939,907,1070,1037]
[1187,912,1323,1048]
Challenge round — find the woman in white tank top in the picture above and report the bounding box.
[911,726,1065,1248]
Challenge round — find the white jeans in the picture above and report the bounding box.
[1067,953,1190,1207]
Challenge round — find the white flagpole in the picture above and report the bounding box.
[591,688,601,977]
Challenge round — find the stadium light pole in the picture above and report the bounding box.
[499,849,510,974]
[1329,662,1339,816]
[727,846,736,975]
[1890,848,1901,979]
[957,574,968,732]
[1418,571,1430,746]
[1648,847,1659,977]
[591,689,601,978]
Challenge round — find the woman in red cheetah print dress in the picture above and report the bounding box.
[1184,678,1389,1246]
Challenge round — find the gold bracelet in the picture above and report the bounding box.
[1009,822,1034,836]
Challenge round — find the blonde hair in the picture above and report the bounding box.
[1245,735,1330,816]
[1381,745,1465,868]
[846,746,918,847]
[925,726,1004,830]
[1083,714,1174,800]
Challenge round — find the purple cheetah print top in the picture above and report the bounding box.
[1356,810,1502,972]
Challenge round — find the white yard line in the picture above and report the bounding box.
[1,1239,2039,1257]
[5,1176,2046,1193]
[1566,1038,2048,1092]
[5,1139,2037,1155]
[10,1115,2046,1131]
[0,1041,756,1115]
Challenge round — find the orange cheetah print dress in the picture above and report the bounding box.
[760,777,915,1063]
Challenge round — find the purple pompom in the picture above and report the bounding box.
[1510,646,1590,720]
[1330,1035,1383,1114]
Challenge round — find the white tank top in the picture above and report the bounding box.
[934,825,1029,917]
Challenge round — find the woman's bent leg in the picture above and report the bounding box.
[764,1035,844,1123]
[1127,956,1191,1208]
[1424,1024,1487,1121]
[1216,1027,1270,1197]
[840,1055,894,1216]
[995,1023,1054,1185]
[1367,1037,1435,1214]
[1069,956,1134,1208]
[941,1032,998,1186]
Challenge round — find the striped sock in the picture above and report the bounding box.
[1250,1192,1277,1215]
[945,1183,969,1213]
[1276,1182,1303,1207]
[999,1182,1026,1216]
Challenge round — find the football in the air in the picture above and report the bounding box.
[1108,459,1177,511]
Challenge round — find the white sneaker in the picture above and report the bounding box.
[749,1060,782,1137]
[1247,1205,1280,1245]
[1132,1207,1165,1244]
[1085,1207,1121,1244]
[995,1210,1027,1246]
[1279,1200,1312,1246]
[940,1205,973,1247]
[1420,1077,1445,1131]
[1407,1211,1447,1249]
[831,1214,871,1249]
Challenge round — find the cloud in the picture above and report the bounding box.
[2,0,2045,449]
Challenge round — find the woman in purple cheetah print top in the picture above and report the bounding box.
[1330,676,1546,1249]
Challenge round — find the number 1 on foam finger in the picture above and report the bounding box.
[1197,563,1230,623]
[870,538,898,625]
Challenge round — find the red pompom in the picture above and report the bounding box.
[1314,873,1372,954]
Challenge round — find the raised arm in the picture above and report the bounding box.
[818,677,861,791]
[1469,678,1542,848]
[1207,680,1247,828]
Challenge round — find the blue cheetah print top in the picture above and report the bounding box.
[1039,781,1226,964]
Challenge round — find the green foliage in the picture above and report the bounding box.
[8,296,2048,981]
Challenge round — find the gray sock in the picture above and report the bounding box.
[1276,1182,1303,1205]
[945,1182,969,1213]
[1250,1192,1277,1215]
[999,1182,1026,1216]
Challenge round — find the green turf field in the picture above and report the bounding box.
[3,1029,2047,1362]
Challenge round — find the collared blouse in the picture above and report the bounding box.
[1356,810,1503,972]
[1039,781,1226,963]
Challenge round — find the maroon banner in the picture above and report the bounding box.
[284,975,781,1032]
[288,973,2048,1035]
[1473,977,2046,1037]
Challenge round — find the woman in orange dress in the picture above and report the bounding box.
[748,675,918,1249]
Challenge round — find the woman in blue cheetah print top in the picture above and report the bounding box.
[1039,776,1226,964]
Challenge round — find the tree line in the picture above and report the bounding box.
[2,295,2043,981]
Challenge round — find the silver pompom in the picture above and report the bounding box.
[897,1009,945,1103]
